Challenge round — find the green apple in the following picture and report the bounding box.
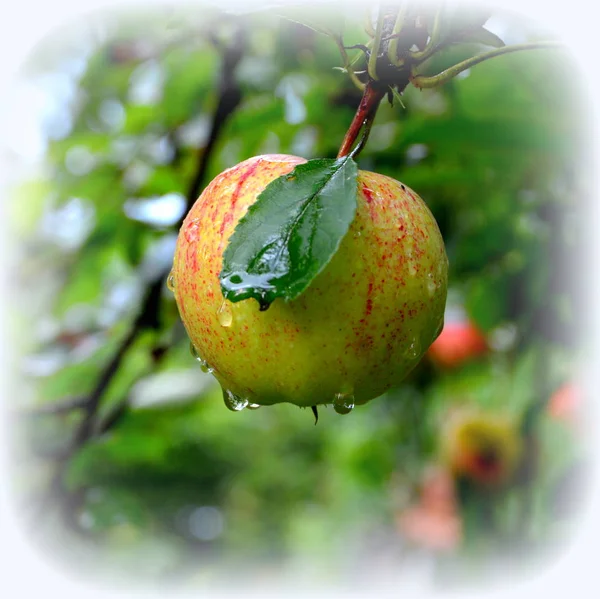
[170,154,448,413]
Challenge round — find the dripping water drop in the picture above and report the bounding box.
[167,271,175,292]
[333,392,355,415]
[199,360,214,374]
[190,342,214,373]
[222,389,248,412]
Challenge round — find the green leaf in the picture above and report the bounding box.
[460,27,505,48]
[390,86,406,109]
[140,166,186,196]
[122,104,162,134]
[220,156,358,309]
[400,116,566,155]
[465,274,508,332]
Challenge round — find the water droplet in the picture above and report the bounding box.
[199,360,214,374]
[247,403,261,410]
[184,218,201,243]
[406,338,421,359]
[167,271,175,292]
[217,300,233,327]
[333,392,355,415]
[190,342,214,373]
[222,389,248,412]
[427,273,437,296]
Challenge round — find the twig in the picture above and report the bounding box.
[70,326,139,450]
[17,396,88,417]
[410,41,563,89]
[184,29,245,210]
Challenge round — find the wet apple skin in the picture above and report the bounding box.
[172,154,448,407]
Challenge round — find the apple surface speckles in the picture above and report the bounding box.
[171,154,448,409]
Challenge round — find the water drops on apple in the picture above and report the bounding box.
[426,273,437,296]
[333,391,355,415]
[190,342,214,373]
[405,338,421,359]
[222,389,249,412]
[184,218,201,243]
[166,271,175,292]
[217,300,233,327]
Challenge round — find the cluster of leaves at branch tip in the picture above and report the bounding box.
[219,155,358,310]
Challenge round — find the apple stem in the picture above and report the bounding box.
[337,80,386,159]
[348,111,377,160]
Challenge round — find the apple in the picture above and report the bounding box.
[427,320,488,368]
[441,408,523,486]
[170,154,448,411]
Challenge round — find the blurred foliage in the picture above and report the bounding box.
[9,2,591,591]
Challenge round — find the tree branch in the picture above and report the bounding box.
[41,30,246,521]
[185,29,245,211]
[18,396,88,417]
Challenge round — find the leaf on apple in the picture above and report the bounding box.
[219,155,358,310]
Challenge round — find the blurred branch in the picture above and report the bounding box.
[42,28,247,522]
[18,396,88,417]
[70,326,139,450]
[185,28,245,210]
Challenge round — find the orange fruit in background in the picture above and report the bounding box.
[428,320,488,368]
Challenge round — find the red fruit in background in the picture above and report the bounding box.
[427,320,488,368]
[441,408,523,487]
[548,382,582,423]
